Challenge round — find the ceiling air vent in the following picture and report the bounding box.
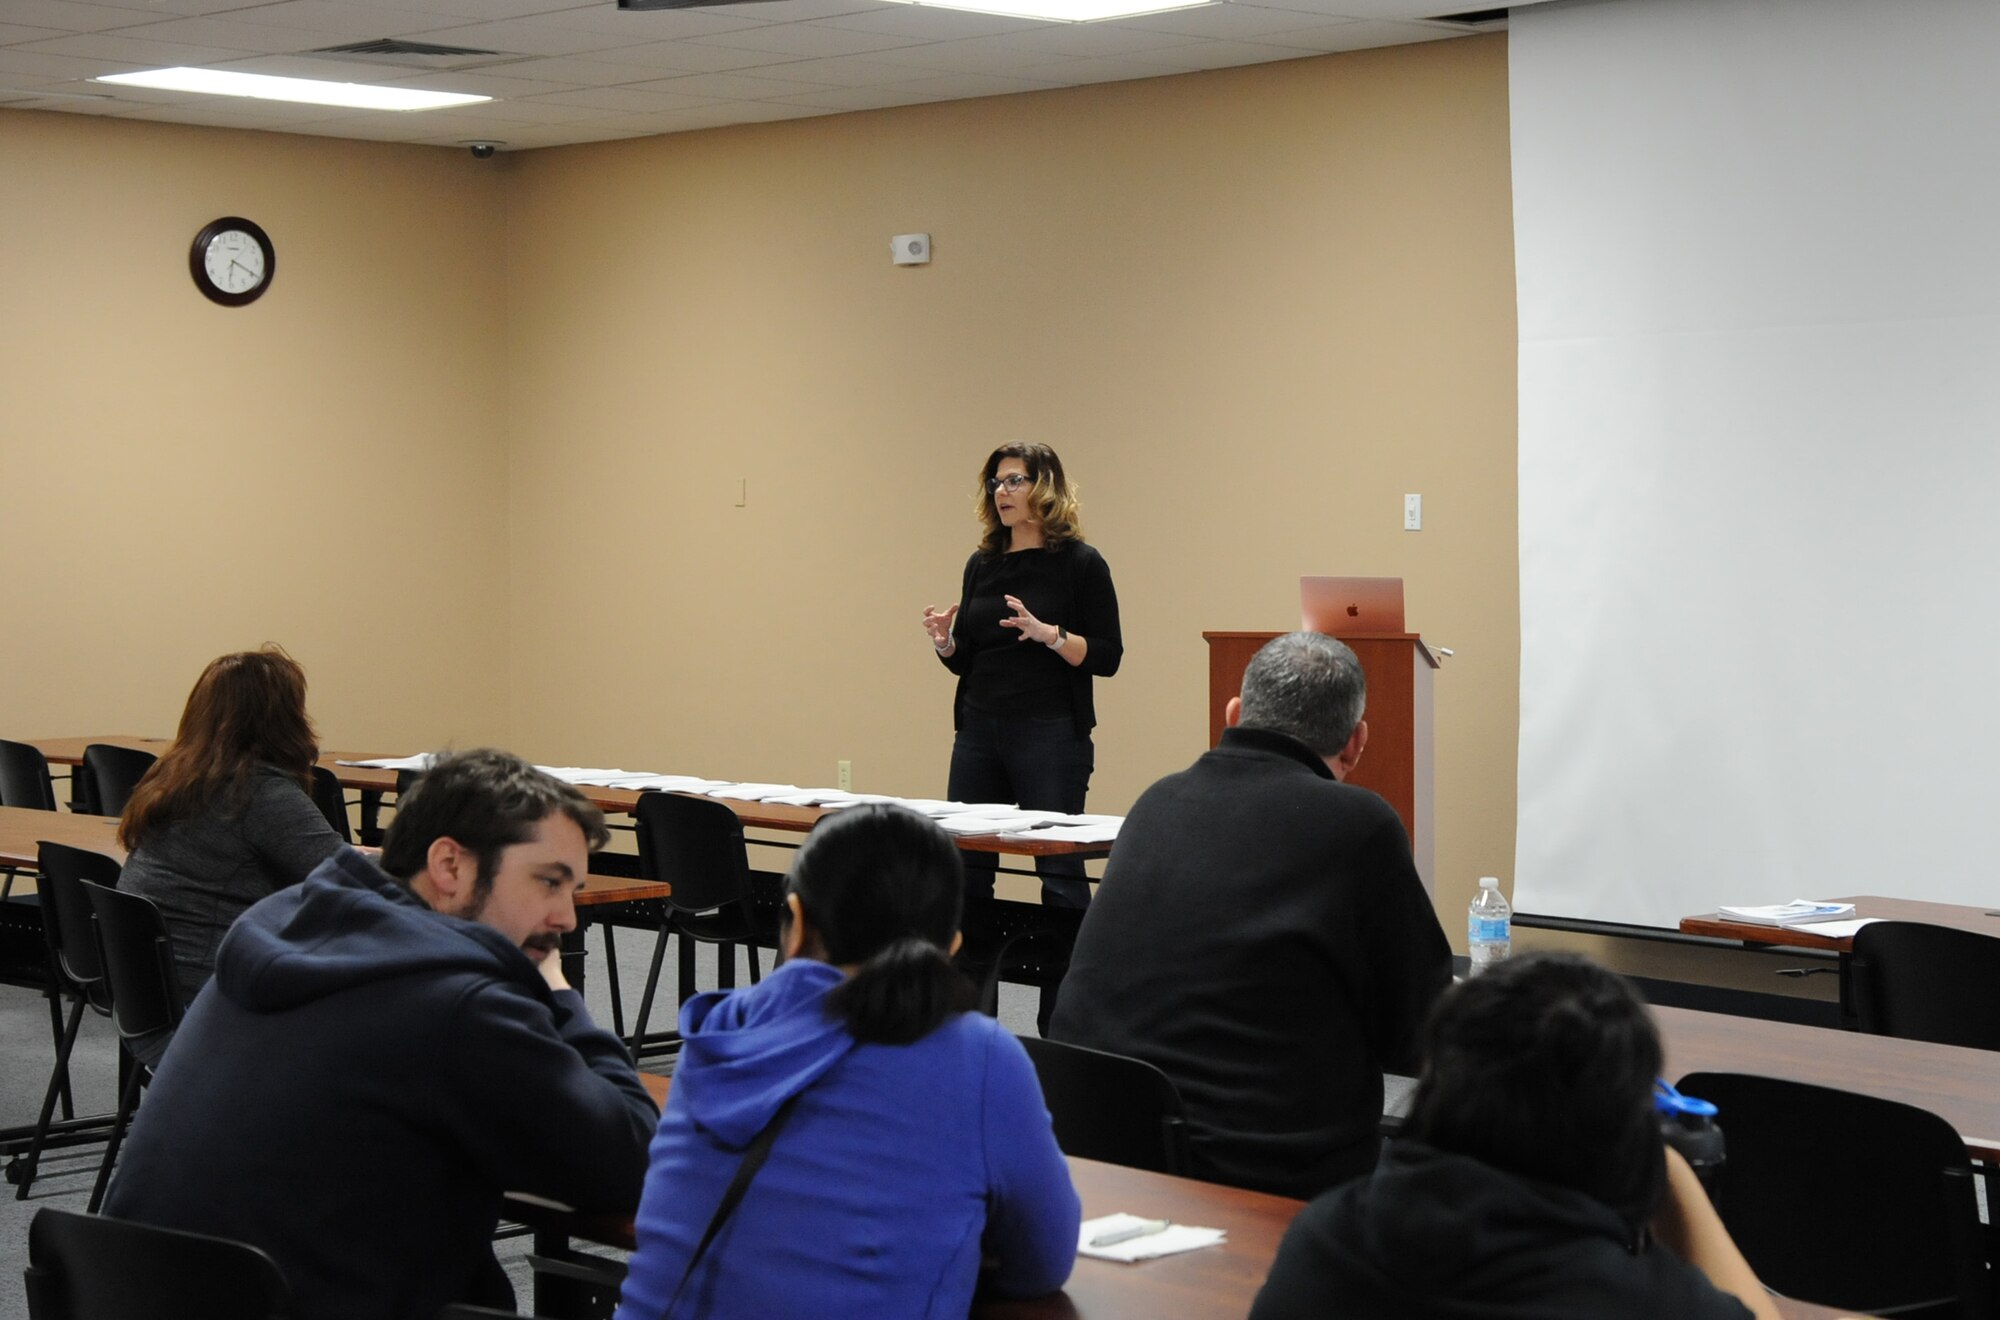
[306,39,509,70]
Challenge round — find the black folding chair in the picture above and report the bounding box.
[1851,921,2000,1052]
[79,879,185,1213]
[24,1206,292,1320]
[0,739,59,901]
[1677,1071,1996,1319]
[78,744,156,818]
[1020,1034,1191,1176]
[308,766,352,844]
[11,843,122,1199]
[0,739,59,811]
[629,791,781,1058]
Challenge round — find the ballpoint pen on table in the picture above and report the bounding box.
[1089,1218,1171,1248]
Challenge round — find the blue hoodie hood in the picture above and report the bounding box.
[675,959,857,1149]
[214,847,539,1013]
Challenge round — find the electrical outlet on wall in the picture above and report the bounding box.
[837,760,853,791]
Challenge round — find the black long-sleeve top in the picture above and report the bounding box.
[937,540,1122,738]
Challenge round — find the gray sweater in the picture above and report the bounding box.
[120,764,345,1015]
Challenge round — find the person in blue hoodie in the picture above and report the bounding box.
[103,748,659,1320]
[614,803,1082,1320]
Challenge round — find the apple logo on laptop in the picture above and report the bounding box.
[1346,604,1360,617]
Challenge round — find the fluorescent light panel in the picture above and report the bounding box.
[93,67,488,112]
[879,0,1212,21]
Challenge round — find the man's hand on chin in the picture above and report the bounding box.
[533,941,571,992]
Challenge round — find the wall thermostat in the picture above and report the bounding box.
[891,233,931,265]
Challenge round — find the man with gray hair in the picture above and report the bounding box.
[1050,632,1450,1198]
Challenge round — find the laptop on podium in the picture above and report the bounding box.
[1300,576,1405,636]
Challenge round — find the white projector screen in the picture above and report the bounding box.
[1512,0,2000,927]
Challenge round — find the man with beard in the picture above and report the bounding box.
[103,747,657,1320]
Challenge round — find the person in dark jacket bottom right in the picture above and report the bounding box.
[1250,952,1784,1320]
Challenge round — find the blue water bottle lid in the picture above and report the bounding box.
[1653,1077,1718,1119]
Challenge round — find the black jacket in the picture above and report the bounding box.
[1250,1142,1754,1320]
[1049,726,1451,1197]
[104,849,659,1320]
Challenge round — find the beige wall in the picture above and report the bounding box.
[3,33,1518,938]
[504,36,1518,932]
[0,111,514,751]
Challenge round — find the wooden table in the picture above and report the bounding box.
[1679,895,2000,1023]
[517,1134,1845,1320]
[1657,1003,2000,1160]
[1679,895,2000,952]
[29,736,1107,860]
[0,805,124,870]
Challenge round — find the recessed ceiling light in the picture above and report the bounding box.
[879,0,1212,21]
[92,67,489,112]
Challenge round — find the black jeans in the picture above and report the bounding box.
[946,709,1094,908]
[948,709,1094,1032]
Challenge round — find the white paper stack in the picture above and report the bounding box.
[1076,1213,1226,1263]
[336,753,436,771]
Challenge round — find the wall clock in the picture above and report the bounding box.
[190,217,274,306]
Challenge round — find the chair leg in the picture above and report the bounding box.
[717,941,738,991]
[627,924,671,1053]
[44,977,73,1121]
[87,1053,145,1214]
[747,945,763,985]
[601,922,625,1038]
[677,931,697,1009]
[15,998,87,1199]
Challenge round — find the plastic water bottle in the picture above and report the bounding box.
[1467,876,1512,974]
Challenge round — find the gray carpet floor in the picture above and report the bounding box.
[0,923,1043,1320]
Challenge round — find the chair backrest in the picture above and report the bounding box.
[1021,1034,1191,1176]
[1852,921,2000,1051]
[80,744,158,819]
[308,766,352,844]
[24,1206,292,1320]
[634,791,753,916]
[81,879,184,1042]
[1676,1071,1990,1319]
[0,739,58,811]
[35,842,121,1013]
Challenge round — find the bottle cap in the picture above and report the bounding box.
[1478,876,1500,889]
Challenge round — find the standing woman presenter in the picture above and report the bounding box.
[922,442,1122,921]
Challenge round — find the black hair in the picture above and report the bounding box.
[380,748,610,895]
[784,803,976,1045]
[1400,952,1667,1229]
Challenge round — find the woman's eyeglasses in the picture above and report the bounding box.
[985,473,1033,494]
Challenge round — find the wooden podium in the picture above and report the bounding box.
[1202,631,1438,895]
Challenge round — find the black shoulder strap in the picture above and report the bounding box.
[663,1094,802,1319]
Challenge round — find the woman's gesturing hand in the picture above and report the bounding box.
[1000,595,1058,647]
[923,605,960,650]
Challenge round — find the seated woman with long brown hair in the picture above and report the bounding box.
[117,647,347,1065]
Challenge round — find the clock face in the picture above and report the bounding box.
[189,217,275,306]
[203,229,266,295]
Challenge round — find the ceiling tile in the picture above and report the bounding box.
[101,15,345,54]
[634,69,840,97]
[0,2,149,34]
[521,83,715,112]
[683,22,932,58]
[870,69,1063,97]
[868,34,1085,74]
[1098,37,1310,69]
[736,54,939,87]
[814,6,1054,40]
[763,82,949,110]
[585,38,819,73]
[13,31,248,64]
[219,1,467,40]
